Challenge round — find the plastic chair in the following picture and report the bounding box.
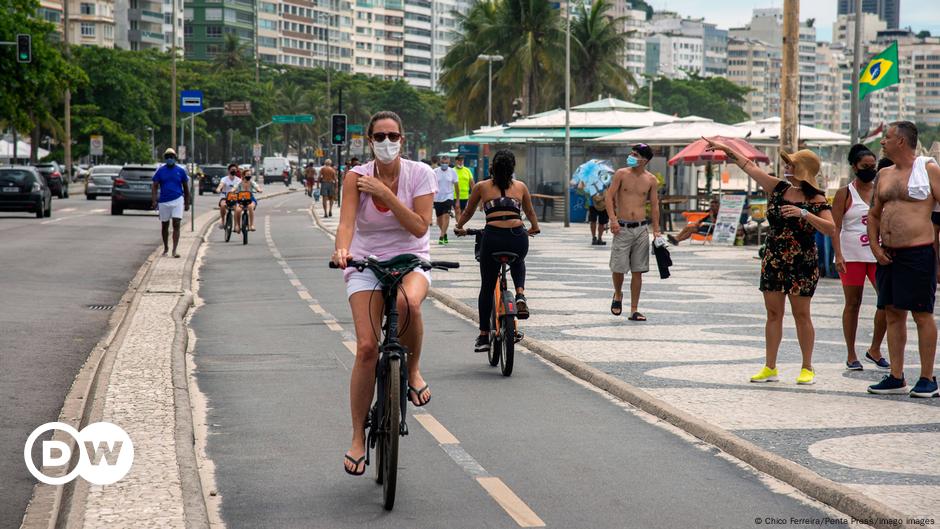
[681,211,714,243]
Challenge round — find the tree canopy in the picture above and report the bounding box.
[633,74,750,124]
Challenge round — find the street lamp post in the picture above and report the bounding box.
[255,121,274,175]
[563,1,572,228]
[183,106,222,231]
[477,54,503,127]
[145,126,155,162]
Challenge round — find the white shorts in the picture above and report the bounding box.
[345,266,431,298]
[158,196,184,222]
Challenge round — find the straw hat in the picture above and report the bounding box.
[780,149,822,191]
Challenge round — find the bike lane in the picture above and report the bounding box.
[189,193,857,528]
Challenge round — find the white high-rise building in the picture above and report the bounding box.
[67,0,117,48]
[832,12,886,50]
[403,0,433,88]
[161,0,183,53]
[607,3,646,78]
[727,37,780,119]
[351,1,404,80]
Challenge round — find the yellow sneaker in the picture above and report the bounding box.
[750,366,779,383]
[796,368,816,385]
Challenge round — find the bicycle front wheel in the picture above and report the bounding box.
[382,357,400,510]
[224,212,232,242]
[242,212,249,245]
[499,315,515,377]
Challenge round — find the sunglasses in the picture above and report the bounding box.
[371,132,402,142]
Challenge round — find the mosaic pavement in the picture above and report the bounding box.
[318,210,940,524]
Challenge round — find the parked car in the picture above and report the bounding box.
[263,157,291,185]
[34,162,68,198]
[111,164,158,215]
[0,166,52,218]
[85,164,122,200]
[198,164,228,195]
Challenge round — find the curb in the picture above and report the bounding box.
[18,189,296,529]
[310,207,917,529]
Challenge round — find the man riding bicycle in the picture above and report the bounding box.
[215,163,241,229]
[454,149,540,352]
[331,111,438,476]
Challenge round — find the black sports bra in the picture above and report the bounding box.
[483,183,522,222]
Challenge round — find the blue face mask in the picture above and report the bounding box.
[626,155,639,168]
[165,157,176,167]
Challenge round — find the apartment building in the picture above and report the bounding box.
[113,0,164,50]
[161,0,183,52]
[727,37,780,120]
[643,11,725,79]
[837,0,900,30]
[832,12,886,50]
[891,30,940,126]
[403,0,433,88]
[67,0,117,47]
[351,0,405,80]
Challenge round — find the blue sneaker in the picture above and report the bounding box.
[868,374,908,394]
[845,360,863,371]
[865,351,890,370]
[910,377,939,398]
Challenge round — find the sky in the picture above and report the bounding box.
[647,0,940,42]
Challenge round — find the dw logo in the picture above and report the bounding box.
[24,422,134,485]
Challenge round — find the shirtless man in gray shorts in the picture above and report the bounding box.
[607,143,661,321]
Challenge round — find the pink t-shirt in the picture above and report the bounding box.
[345,159,437,274]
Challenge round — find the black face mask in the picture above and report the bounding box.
[229,170,237,176]
[856,168,877,183]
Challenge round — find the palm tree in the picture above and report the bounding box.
[275,83,306,157]
[439,1,502,129]
[570,0,636,105]
[213,34,251,72]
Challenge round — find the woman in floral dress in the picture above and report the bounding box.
[704,139,836,385]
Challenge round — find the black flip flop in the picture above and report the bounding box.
[344,454,366,476]
[408,385,431,407]
[628,312,647,321]
[611,298,623,316]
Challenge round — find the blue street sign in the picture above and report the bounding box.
[180,90,203,113]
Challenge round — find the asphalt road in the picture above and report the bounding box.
[190,193,856,529]
[0,187,215,529]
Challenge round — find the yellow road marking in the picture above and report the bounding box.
[343,341,357,356]
[413,414,459,445]
[325,320,343,332]
[309,304,326,315]
[289,279,302,288]
[476,477,546,528]
[298,291,313,301]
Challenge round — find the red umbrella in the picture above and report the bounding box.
[668,136,770,166]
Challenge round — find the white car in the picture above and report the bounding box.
[262,157,291,185]
[85,164,122,200]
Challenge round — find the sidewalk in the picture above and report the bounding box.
[316,208,940,526]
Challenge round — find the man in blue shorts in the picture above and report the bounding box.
[151,148,191,258]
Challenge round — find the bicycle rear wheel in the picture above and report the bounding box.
[487,309,500,367]
[499,315,515,376]
[381,357,401,510]
[242,211,249,245]
[224,212,232,242]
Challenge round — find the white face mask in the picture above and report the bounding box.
[372,139,401,164]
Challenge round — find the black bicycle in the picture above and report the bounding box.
[463,229,519,376]
[329,254,458,510]
[223,191,252,244]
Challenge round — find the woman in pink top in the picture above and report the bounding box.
[331,111,438,476]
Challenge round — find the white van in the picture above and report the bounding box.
[262,157,291,185]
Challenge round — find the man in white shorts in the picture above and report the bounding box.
[151,148,191,257]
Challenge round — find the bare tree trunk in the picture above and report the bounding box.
[30,113,39,164]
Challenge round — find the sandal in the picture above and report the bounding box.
[344,453,367,476]
[408,385,431,407]
[628,312,647,321]
[611,298,623,316]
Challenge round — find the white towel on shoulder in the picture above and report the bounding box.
[909,156,937,201]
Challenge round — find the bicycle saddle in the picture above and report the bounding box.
[491,251,519,263]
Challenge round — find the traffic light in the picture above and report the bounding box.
[16,34,31,63]
[331,114,347,146]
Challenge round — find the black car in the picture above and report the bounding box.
[111,164,158,215]
[198,164,228,195]
[0,166,52,218]
[34,162,68,198]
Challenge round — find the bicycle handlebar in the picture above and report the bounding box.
[329,257,460,271]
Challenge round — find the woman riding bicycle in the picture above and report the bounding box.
[233,171,262,232]
[331,111,438,476]
[454,150,540,353]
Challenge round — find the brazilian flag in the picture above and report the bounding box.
[859,41,900,100]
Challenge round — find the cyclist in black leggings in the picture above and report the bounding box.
[454,150,540,352]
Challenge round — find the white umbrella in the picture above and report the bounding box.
[733,117,850,146]
[0,139,50,160]
[590,116,748,145]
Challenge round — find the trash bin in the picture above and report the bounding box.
[570,188,588,223]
